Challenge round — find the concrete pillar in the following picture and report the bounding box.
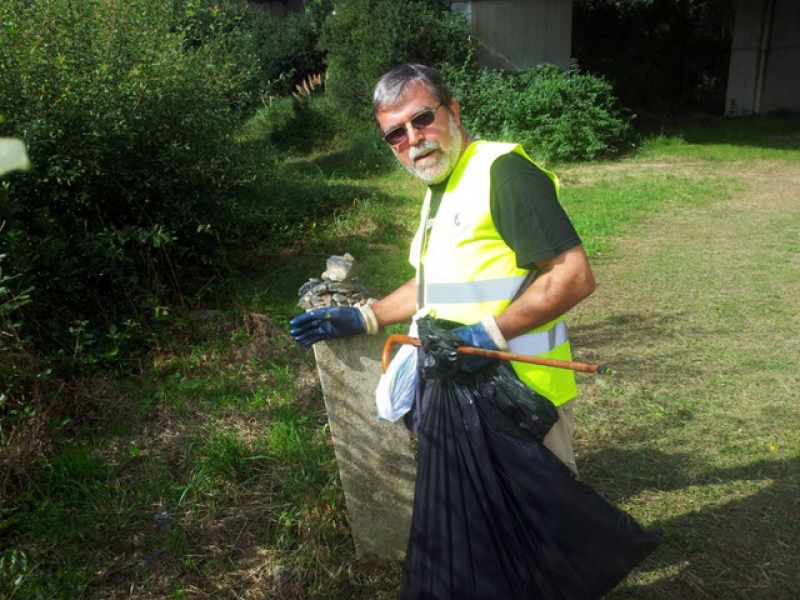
[759,0,800,113]
[313,335,416,560]
[726,0,774,115]
[453,0,573,71]
[726,0,800,115]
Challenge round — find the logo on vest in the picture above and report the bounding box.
[450,210,471,235]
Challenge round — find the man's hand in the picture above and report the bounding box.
[289,307,367,347]
[453,317,507,372]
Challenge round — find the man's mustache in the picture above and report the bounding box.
[409,141,441,161]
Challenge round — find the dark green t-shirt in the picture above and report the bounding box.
[428,153,581,271]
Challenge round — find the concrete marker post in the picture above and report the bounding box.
[312,334,416,560]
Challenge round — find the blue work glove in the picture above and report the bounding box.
[452,320,502,372]
[289,307,366,347]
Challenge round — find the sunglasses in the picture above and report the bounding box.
[382,103,443,145]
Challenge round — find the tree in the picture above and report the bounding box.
[319,0,472,116]
[573,0,736,114]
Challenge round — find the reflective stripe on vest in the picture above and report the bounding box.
[425,275,528,304]
[509,321,569,356]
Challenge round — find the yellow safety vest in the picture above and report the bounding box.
[409,140,578,405]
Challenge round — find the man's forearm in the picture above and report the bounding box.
[370,278,418,328]
[495,246,596,340]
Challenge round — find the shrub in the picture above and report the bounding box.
[249,9,327,97]
[319,0,472,117]
[0,0,265,371]
[442,62,633,163]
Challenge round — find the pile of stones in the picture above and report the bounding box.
[297,253,376,310]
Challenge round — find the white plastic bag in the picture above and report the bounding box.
[376,323,419,422]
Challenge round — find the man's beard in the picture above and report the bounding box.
[405,114,463,185]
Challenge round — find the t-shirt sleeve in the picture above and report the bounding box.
[489,153,582,269]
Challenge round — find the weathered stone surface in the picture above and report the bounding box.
[353,279,370,295]
[321,253,356,282]
[327,281,357,293]
[313,335,416,560]
[298,278,322,297]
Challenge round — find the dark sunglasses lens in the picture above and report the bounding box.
[383,107,439,144]
[411,109,437,129]
[384,127,407,145]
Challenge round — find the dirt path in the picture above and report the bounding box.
[567,159,800,599]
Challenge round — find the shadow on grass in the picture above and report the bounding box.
[237,178,370,235]
[572,311,708,387]
[225,178,416,318]
[278,123,400,182]
[638,114,800,152]
[571,301,800,598]
[584,448,799,600]
[285,146,398,181]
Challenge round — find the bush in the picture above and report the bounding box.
[319,0,472,117]
[442,62,633,163]
[249,9,327,97]
[0,0,266,371]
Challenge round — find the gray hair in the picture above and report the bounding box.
[373,63,453,113]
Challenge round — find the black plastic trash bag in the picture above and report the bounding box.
[400,317,662,600]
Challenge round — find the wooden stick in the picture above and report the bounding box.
[382,334,608,374]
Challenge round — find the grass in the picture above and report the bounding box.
[567,126,800,598]
[1,116,799,598]
[559,168,737,257]
[636,115,800,161]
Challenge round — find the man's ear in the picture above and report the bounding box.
[449,98,462,127]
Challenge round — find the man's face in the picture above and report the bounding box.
[376,83,464,185]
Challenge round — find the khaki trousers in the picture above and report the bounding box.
[543,399,579,477]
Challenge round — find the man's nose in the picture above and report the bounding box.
[406,124,424,146]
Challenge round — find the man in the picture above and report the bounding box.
[290,63,595,473]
